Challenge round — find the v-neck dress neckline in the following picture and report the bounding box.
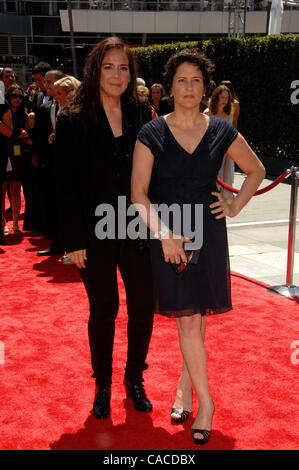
[163,116,212,156]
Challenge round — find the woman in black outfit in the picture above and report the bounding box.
[54,37,154,419]
[131,49,265,444]
[2,84,32,234]
[0,83,13,243]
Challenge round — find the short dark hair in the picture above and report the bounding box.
[163,48,215,96]
[45,69,65,80]
[33,62,52,77]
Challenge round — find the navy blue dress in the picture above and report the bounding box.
[137,116,238,318]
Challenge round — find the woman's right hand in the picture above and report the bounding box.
[68,249,87,269]
[161,233,191,265]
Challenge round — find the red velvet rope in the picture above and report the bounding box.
[216,170,291,196]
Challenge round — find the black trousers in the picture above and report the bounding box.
[40,164,61,246]
[22,151,36,230]
[80,238,154,387]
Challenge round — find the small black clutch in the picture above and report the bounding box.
[162,248,200,275]
[175,249,200,274]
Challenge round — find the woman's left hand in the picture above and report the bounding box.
[210,192,239,219]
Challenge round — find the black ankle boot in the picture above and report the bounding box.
[93,384,111,419]
[124,378,152,412]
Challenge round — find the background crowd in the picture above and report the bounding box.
[0,60,240,255]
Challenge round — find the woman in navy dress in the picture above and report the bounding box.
[131,49,265,445]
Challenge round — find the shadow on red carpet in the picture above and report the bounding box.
[49,404,236,451]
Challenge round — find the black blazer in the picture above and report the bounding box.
[54,99,152,253]
[35,92,53,111]
[31,100,54,166]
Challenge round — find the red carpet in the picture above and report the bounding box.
[0,194,299,450]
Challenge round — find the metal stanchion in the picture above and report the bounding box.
[267,166,299,299]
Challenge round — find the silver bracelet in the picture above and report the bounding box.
[153,226,170,240]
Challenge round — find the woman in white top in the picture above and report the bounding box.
[204,85,235,200]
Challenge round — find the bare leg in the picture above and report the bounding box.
[171,359,193,416]
[201,315,207,340]
[176,314,214,441]
[2,182,8,233]
[171,315,207,416]
[10,181,22,231]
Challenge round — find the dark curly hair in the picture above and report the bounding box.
[162,49,215,97]
[71,36,137,123]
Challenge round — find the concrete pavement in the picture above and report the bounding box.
[227,171,299,287]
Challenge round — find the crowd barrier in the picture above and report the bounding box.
[217,166,299,299]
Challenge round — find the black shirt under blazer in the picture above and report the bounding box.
[54,99,152,253]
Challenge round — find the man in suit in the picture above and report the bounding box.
[34,69,65,256]
[32,62,52,110]
[23,62,53,234]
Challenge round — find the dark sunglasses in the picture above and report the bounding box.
[10,93,24,99]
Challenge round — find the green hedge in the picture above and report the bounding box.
[133,35,299,162]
